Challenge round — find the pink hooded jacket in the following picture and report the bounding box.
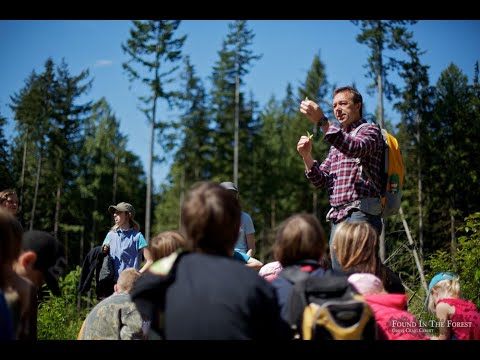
[437,298,480,340]
[365,293,429,340]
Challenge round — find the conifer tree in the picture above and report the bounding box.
[422,64,480,257]
[122,20,186,241]
[153,56,211,233]
[352,20,417,261]
[394,41,433,263]
[0,111,13,189]
[49,59,91,236]
[297,53,330,219]
[10,61,55,229]
[209,20,261,190]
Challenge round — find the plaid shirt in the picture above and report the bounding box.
[306,119,383,223]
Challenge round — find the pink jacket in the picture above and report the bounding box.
[365,293,429,340]
[438,298,480,340]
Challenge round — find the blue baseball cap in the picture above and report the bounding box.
[425,272,458,309]
[428,272,458,292]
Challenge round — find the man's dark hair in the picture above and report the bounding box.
[334,86,363,118]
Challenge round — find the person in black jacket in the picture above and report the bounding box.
[131,182,290,340]
[78,246,114,300]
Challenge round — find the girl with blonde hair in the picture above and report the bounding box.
[427,272,480,340]
[332,222,404,294]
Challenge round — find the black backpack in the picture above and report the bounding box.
[130,250,188,340]
[281,265,377,340]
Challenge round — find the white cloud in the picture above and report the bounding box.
[94,59,113,67]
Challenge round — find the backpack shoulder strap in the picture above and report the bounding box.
[280,266,310,284]
[352,123,384,192]
[131,249,189,339]
[351,122,371,137]
[279,265,317,333]
[280,260,322,283]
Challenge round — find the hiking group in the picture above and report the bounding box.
[2,86,479,340]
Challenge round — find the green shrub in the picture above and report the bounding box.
[37,266,89,340]
[412,212,480,334]
[424,212,480,308]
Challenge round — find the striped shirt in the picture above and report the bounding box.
[306,119,383,223]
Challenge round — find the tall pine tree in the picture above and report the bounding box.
[394,40,433,263]
[209,20,261,191]
[352,20,417,261]
[122,20,186,240]
[422,64,480,258]
[0,111,13,189]
[153,56,211,233]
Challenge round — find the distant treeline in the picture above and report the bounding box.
[1,21,479,298]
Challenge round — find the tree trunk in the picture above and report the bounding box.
[377,73,384,129]
[416,112,424,263]
[53,185,61,237]
[91,197,97,251]
[399,207,428,292]
[112,152,118,205]
[145,97,157,242]
[234,74,240,187]
[80,224,84,264]
[90,219,95,250]
[64,231,68,267]
[19,133,28,210]
[29,150,42,230]
[312,123,319,217]
[78,228,84,312]
[450,212,457,266]
[377,72,385,262]
[271,197,276,229]
[179,170,185,229]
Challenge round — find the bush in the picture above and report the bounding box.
[405,212,480,336]
[37,266,89,340]
[424,212,480,308]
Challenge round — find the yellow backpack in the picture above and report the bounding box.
[354,124,405,217]
[280,267,377,340]
[382,129,405,215]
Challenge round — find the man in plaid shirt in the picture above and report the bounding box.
[297,86,384,271]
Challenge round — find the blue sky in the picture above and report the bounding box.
[1,20,479,190]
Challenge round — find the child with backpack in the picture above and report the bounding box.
[427,272,480,340]
[270,214,328,325]
[270,214,376,340]
[348,273,429,340]
[130,182,290,340]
